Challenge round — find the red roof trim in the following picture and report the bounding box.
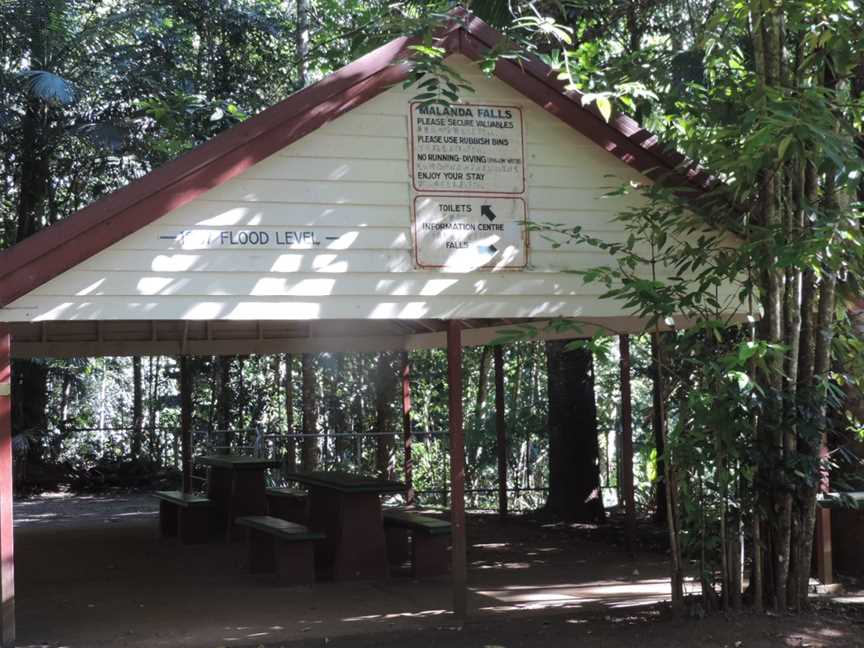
[0,32,431,306]
[0,10,717,309]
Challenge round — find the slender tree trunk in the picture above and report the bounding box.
[283,353,296,472]
[468,346,491,495]
[295,0,309,88]
[179,356,193,493]
[98,359,108,432]
[215,356,232,453]
[793,170,842,608]
[751,0,793,610]
[148,356,160,461]
[374,352,397,479]
[651,335,668,524]
[653,332,684,611]
[52,370,72,461]
[620,335,636,556]
[131,356,144,459]
[301,353,318,470]
[333,354,349,464]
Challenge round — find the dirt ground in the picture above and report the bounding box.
[12,493,864,647]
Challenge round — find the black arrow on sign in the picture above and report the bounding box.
[481,205,497,222]
[478,244,498,255]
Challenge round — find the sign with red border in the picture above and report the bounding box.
[409,102,525,195]
[412,195,528,270]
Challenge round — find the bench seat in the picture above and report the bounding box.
[235,515,324,584]
[265,487,309,524]
[266,487,308,498]
[154,490,213,507]
[383,510,451,578]
[154,490,213,544]
[383,510,452,535]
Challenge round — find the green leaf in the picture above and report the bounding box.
[777,135,794,160]
[595,96,612,122]
[20,70,74,105]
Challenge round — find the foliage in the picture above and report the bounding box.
[3,0,863,618]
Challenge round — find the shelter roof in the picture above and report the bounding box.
[0,8,717,310]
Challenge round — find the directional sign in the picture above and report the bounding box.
[410,102,525,194]
[412,195,527,270]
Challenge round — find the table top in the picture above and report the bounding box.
[283,471,405,494]
[817,492,864,509]
[196,454,280,470]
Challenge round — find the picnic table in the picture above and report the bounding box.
[197,454,280,540]
[284,471,403,580]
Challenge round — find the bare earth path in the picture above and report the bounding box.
[12,493,864,647]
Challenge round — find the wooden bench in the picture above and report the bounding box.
[265,487,309,524]
[383,510,451,578]
[235,515,325,585]
[154,490,213,544]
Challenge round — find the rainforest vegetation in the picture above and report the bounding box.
[1,0,863,615]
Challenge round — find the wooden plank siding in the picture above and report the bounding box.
[0,56,740,325]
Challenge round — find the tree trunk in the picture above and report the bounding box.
[179,356,193,493]
[10,2,54,468]
[651,334,668,524]
[215,356,232,453]
[619,335,636,555]
[654,332,684,611]
[11,360,49,465]
[283,353,296,472]
[148,356,160,461]
[295,0,309,88]
[333,354,350,464]
[374,352,397,479]
[301,353,318,470]
[544,341,605,522]
[467,346,491,497]
[52,369,72,461]
[131,356,144,459]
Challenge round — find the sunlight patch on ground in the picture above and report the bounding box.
[475,576,671,614]
[341,609,448,623]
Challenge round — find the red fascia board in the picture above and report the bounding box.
[0,8,722,311]
[0,30,456,307]
[457,14,718,196]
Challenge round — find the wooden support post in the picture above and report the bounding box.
[619,335,636,555]
[401,351,414,505]
[815,508,833,585]
[0,325,15,647]
[180,355,193,494]
[816,443,833,584]
[447,320,467,619]
[493,345,507,517]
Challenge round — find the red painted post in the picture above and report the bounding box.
[619,335,636,555]
[0,324,15,647]
[815,442,833,584]
[493,345,507,517]
[447,320,467,619]
[180,355,193,494]
[400,351,414,505]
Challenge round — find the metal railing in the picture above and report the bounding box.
[35,424,548,512]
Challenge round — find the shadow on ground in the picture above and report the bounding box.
[12,494,864,647]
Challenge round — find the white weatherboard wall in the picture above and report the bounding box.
[1,56,732,324]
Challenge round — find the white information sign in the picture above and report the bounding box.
[412,195,527,270]
[410,102,525,194]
